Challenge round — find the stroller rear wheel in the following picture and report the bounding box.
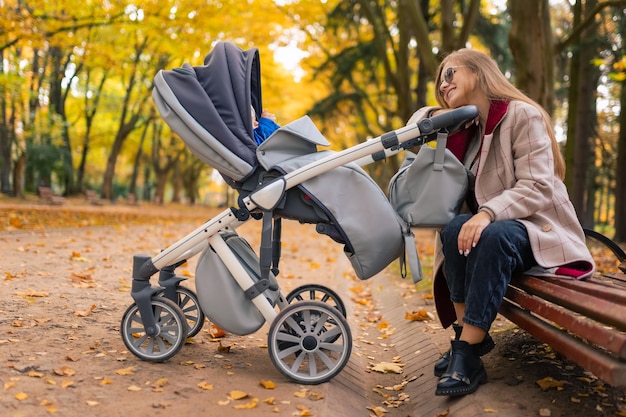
[172,286,205,337]
[268,300,352,385]
[120,296,188,362]
[285,284,346,317]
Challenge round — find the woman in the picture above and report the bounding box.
[406,49,595,397]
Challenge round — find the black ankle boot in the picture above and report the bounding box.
[435,340,487,396]
[433,325,495,377]
[433,323,462,377]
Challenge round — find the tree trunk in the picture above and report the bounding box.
[615,14,626,242]
[77,70,107,194]
[507,0,554,114]
[101,38,149,201]
[566,0,600,228]
[129,117,150,197]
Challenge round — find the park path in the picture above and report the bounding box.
[0,201,621,417]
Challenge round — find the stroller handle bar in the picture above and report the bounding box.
[354,105,478,166]
[417,105,479,135]
[281,105,478,190]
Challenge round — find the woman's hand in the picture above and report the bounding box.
[458,211,492,256]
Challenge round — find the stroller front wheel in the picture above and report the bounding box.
[120,296,189,362]
[268,300,352,385]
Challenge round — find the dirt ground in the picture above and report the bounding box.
[1,198,625,417]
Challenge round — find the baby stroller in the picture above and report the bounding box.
[119,41,478,384]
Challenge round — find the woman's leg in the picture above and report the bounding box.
[440,216,536,332]
[436,216,536,396]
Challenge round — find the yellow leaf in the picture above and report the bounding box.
[308,391,324,400]
[4,381,16,389]
[209,323,226,338]
[61,380,73,388]
[260,379,275,389]
[296,404,312,416]
[484,408,497,413]
[100,379,112,385]
[154,378,168,387]
[293,389,308,398]
[54,366,76,376]
[127,385,142,391]
[74,305,97,317]
[197,381,214,390]
[535,376,567,391]
[229,390,248,400]
[233,397,258,409]
[115,366,137,376]
[366,405,387,417]
[28,370,45,378]
[15,392,28,400]
[16,289,49,298]
[263,397,275,405]
[405,309,430,321]
[371,362,404,374]
[86,400,99,406]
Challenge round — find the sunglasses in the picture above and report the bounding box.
[441,66,466,85]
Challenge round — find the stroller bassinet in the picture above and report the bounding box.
[121,41,479,384]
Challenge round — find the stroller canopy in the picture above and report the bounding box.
[152,41,263,184]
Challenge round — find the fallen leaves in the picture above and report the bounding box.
[371,361,404,374]
[15,289,49,299]
[70,269,97,288]
[259,379,275,389]
[535,376,568,391]
[404,309,432,321]
[115,366,137,376]
[74,304,96,317]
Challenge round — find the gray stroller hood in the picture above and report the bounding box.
[152,41,262,186]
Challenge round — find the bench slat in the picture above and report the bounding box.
[500,300,626,387]
[511,276,626,331]
[505,286,626,358]
[539,276,626,304]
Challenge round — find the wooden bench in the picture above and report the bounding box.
[499,229,626,387]
[38,186,65,205]
[85,190,104,205]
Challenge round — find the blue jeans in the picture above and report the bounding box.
[440,214,537,332]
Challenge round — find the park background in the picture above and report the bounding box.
[1,0,625,241]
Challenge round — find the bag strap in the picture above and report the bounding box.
[398,219,423,283]
[433,131,448,171]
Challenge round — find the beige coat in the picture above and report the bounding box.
[407,101,595,327]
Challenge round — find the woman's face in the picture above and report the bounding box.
[439,63,477,108]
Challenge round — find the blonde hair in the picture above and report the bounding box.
[434,49,565,179]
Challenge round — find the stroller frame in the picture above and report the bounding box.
[121,104,478,384]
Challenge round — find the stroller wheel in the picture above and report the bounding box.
[120,296,188,362]
[285,284,347,316]
[268,300,352,385]
[173,286,205,337]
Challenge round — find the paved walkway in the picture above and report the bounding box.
[1,203,609,417]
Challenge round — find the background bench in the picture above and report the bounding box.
[499,229,626,387]
[85,190,104,205]
[38,186,65,205]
